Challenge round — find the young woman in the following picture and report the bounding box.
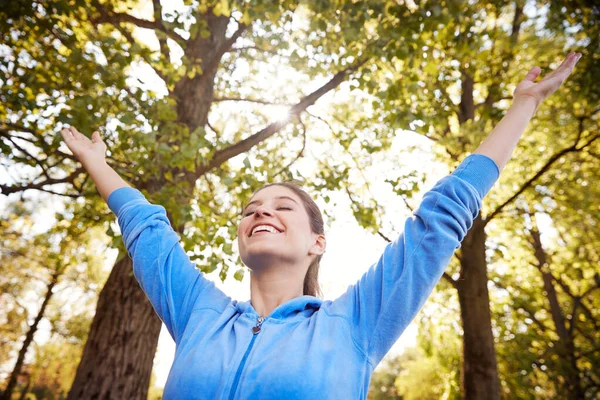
[61,52,581,399]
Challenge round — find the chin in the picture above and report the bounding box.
[242,251,277,265]
[241,250,293,269]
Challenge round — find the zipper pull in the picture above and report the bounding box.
[252,316,265,334]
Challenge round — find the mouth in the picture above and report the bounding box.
[249,224,283,237]
[251,231,282,237]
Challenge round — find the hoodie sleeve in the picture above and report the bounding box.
[325,153,500,368]
[107,187,232,344]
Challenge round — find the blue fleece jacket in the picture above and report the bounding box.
[107,153,499,399]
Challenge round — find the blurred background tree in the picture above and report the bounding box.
[365,0,599,398]
[0,200,108,400]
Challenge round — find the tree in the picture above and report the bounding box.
[338,1,598,398]
[489,198,599,398]
[0,200,107,400]
[367,352,403,400]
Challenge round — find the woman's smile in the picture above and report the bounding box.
[252,231,281,236]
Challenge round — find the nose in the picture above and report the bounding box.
[254,204,273,217]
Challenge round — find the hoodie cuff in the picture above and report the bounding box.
[450,153,500,199]
[107,187,146,215]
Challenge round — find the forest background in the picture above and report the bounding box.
[0,0,598,399]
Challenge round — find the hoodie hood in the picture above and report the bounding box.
[235,295,323,321]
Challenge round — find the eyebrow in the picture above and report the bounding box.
[243,196,299,210]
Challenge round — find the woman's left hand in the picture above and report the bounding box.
[513,51,582,112]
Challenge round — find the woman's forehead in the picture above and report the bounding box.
[248,186,301,205]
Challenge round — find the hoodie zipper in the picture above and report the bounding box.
[228,316,265,400]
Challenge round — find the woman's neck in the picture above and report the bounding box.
[249,269,305,317]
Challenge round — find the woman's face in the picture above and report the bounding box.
[237,185,323,270]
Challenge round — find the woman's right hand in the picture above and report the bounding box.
[60,126,107,168]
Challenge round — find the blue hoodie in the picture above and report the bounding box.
[107,153,499,399]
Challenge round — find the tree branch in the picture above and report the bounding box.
[443,272,458,288]
[272,117,307,179]
[491,280,549,332]
[552,273,599,333]
[227,45,281,56]
[191,59,369,181]
[201,22,247,77]
[0,122,77,162]
[206,120,222,144]
[484,133,600,225]
[213,96,294,107]
[152,0,170,61]
[90,0,186,45]
[305,110,382,213]
[2,134,52,180]
[111,21,168,85]
[0,167,86,196]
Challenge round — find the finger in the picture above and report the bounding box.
[69,126,82,139]
[61,128,74,140]
[549,56,579,84]
[555,52,578,73]
[541,52,579,82]
[536,72,570,97]
[524,66,542,82]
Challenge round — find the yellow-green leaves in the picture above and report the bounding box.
[212,0,231,17]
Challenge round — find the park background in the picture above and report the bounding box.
[1,0,598,399]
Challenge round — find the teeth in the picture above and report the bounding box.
[252,225,281,235]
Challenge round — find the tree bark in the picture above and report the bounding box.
[67,257,161,400]
[456,215,501,400]
[1,271,60,400]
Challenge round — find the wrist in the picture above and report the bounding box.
[82,158,108,174]
[511,95,539,117]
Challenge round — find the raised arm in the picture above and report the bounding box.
[324,52,582,368]
[60,126,232,343]
[473,52,581,172]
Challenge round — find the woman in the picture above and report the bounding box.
[61,52,581,399]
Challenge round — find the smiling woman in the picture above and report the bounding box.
[57,51,582,400]
[238,181,327,312]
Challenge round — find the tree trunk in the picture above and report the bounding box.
[17,377,31,400]
[530,227,584,399]
[67,257,161,400]
[456,215,501,400]
[1,271,59,400]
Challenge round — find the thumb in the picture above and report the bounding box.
[524,66,542,82]
[92,131,102,143]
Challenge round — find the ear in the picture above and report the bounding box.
[309,234,326,256]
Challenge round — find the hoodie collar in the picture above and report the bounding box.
[236,295,323,321]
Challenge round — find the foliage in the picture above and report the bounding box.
[0,198,110,397]
[1,0,599,398]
